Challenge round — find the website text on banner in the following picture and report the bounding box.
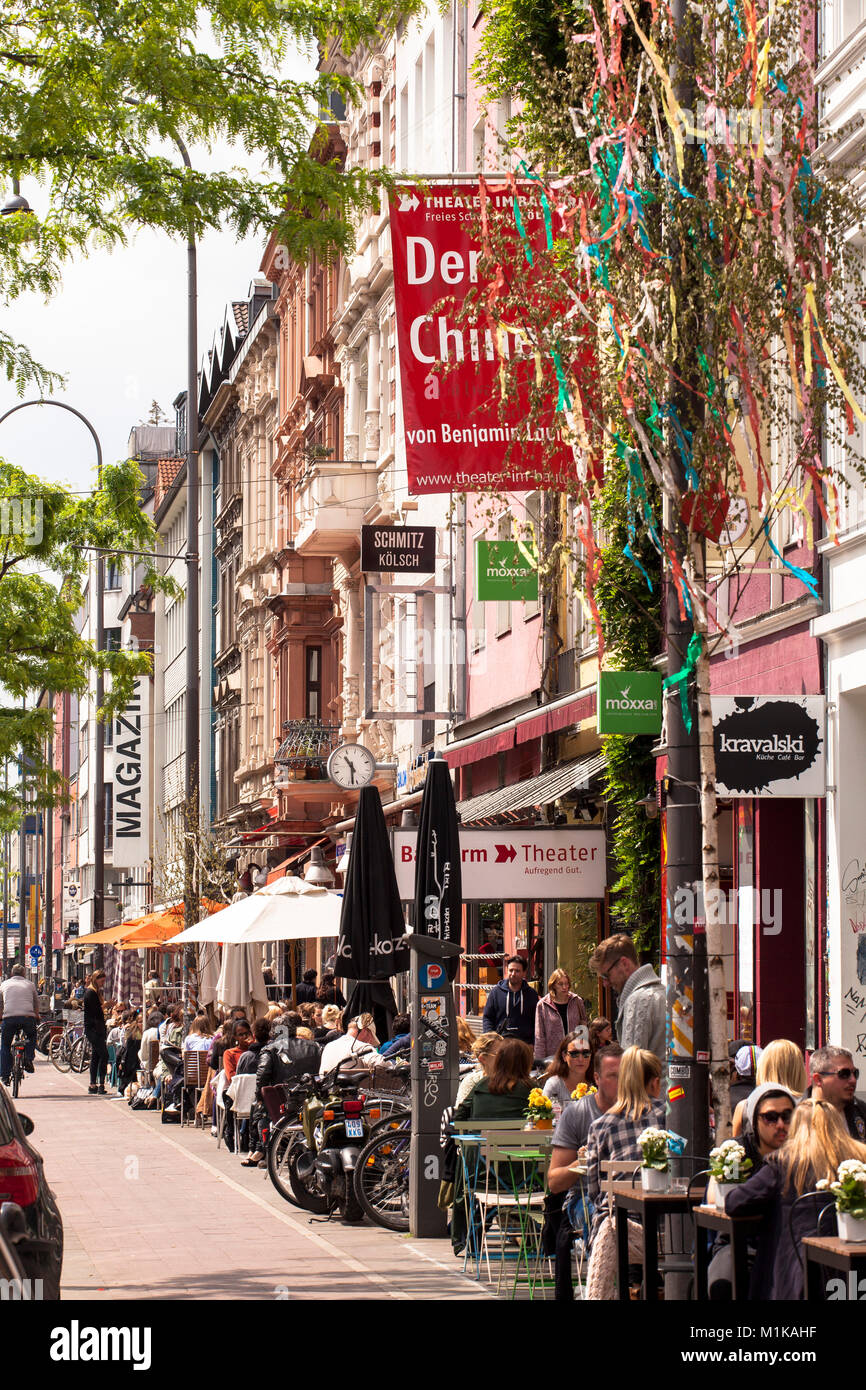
[389,182,596,495]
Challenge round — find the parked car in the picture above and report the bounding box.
[0,1083,63,1298]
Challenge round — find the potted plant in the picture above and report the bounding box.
[524,1088,555,1130]
[571,1081,597,1101]
[709,1139,753,1210]
[638,1126,671,1191]
[817,1159,866,1242]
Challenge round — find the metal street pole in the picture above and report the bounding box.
[174,133,200,1025]
[2,759,8,975]
[44,710,54,983]
[0,401,106,957]
[18,726,26,968]
[662,2,709,1298]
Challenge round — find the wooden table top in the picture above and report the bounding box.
[802,1235,866,1257]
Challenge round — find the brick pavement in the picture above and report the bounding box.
[17,1057,496,1301]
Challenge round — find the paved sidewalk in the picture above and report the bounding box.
[18,1059,495,1301]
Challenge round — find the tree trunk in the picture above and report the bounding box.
[694,595,731,1140]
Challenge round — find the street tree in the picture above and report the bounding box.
[0,455,173,825]
[0,0,411,387]
[472,0,866,1135]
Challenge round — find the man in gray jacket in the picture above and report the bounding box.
[589,934,666,1059]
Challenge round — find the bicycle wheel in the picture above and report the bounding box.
[353,1126,411,1231]
[266,1118,306,1208]
[70,1037,92,1073]
[366,1108,411,1142]
[11,1056,21,1099]
[50,1033,71,1073]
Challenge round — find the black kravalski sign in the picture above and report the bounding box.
[361,525,436,574]
[712,696,825,797]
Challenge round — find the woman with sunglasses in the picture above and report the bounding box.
[542,1031,594,1112]
[726,1098,866,1299]
[535,968,587,1063]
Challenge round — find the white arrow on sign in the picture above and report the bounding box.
[398,192,420,213]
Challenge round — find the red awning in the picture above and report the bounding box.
[515,691,596,743]
[442,728,515,768]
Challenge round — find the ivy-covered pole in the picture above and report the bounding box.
[662,0,709,1172]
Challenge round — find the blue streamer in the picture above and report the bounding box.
[652,148,694,199]
[761,519,819,599]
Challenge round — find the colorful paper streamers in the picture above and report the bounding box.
[663,632,703,735]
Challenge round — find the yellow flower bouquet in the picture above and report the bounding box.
[571,1082,598,1101]
[525,1087,554,1125]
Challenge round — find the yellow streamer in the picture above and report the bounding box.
[620,0,687,177]
[806,282,866,425]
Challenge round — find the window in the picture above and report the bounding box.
[522,493,541,621]
[79,720,89,768]
[306,646,322,720]
[104,627,122,653]
[104,783,113,851]
[102,718,113,749]
[421,681,436,746]
[496,514,512,637]
[79,792,88,841]
[104,560,121,590]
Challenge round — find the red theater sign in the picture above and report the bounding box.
[390,183,584,495]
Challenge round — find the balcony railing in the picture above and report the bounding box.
[274,720,341,781]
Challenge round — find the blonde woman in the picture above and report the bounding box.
[727,1099,866,1298]
[584,1046,666,1299]
[733,1039,807,1136]
[454,1032,501,1109]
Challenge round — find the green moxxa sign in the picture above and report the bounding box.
[597,671,663,735]
[475,540,539,601]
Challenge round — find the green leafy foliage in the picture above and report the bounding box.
[0,0,418,386]
[0,454,174,826]
[595,443,661,960]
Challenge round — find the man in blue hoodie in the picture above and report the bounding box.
[482,956,539,1047]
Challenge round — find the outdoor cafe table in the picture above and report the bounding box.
[802,1235,866,1301]
[692,1204,764,1301]
[612,1181,702,1301]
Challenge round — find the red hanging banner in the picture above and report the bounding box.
[389,183,586,495]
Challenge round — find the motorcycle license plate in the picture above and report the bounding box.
[344,1118,364,1139]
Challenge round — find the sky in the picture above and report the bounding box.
[0,223,264,493]
[0,38,314,495]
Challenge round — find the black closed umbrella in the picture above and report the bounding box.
[413,754,463,979]
[336,786,408,1037]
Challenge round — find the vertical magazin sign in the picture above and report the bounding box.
[112,677,150,866]
[389,184,593,494]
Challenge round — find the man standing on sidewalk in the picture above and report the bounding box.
[588,934,666,1059]
[0,965,39,1082]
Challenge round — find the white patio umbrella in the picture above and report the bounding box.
[165,875,343,944]
[197,941,222,1010]
[215,943,269,1020]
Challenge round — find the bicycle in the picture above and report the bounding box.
[50,1023,91,1074]
[10,1029,27,1099]
[353,1111,412,1231]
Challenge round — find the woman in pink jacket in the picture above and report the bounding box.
[534,969,588,1060]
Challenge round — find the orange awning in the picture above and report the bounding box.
[118,900,227,949]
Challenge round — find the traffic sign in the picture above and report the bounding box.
[29,945,43,960]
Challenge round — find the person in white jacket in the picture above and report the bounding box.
[588,934,666,1060]
[318,1013,379,1076]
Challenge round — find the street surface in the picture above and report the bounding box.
[19,1058,494,1301]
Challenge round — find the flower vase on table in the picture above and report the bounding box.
[817,1160,866,1241]
[709,1140,753,1210]
[637,1127,672,1192]
[524,1088,554,1131]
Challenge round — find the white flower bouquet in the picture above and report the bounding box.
[709,1139,753,1185]
[638,1126,671,1171]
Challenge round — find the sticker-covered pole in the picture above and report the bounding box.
[407,933,462,1237]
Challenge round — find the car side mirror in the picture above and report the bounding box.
[17,1114,34,1137]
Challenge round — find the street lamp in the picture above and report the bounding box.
[0,399,106,961]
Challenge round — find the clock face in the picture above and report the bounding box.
[327,743,377,789]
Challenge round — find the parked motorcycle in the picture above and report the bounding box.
[284,1058,372,1223]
